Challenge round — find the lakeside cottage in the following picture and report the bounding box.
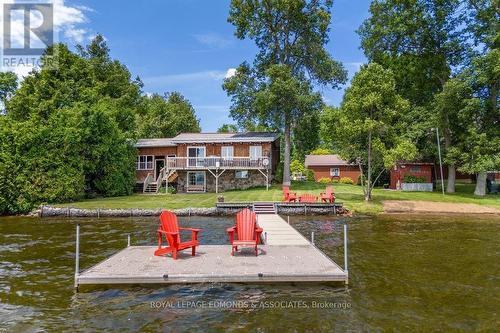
[305,154,361,182]
[135,132,280,193]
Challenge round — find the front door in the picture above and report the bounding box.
[188,147,206,167]
[155,159,165,180]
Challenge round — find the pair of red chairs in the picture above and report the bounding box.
[154,209,263,260]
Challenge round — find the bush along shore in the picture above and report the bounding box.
[33,205,349,218]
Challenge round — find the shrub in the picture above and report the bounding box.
[317,177,332,184]
[290,159,305,174]
[166,185,177,194]
[403,175,427,183]
[332,179,339,183]
[306,169,315,181]
[339,177,354,184]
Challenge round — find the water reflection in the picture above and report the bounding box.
[0,214,499,331]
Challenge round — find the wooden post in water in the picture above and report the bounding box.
[74,224,80,290]
[344,224,348,285]
[311,231,315,245]
[127,234,131,247]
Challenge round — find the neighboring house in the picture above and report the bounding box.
[390,162,434,189]
[305,155,361,182]
[135,132,280,193]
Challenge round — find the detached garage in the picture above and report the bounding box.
[305,155,361,182]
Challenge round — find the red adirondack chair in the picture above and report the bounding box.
[226,208,263,256]
[154,210,201,260]
[282,186,297,202]
[299,193,318,203]
[320,186,335,203]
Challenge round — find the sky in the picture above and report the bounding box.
[2,0,372,131]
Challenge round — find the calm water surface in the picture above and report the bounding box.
[0,214,499,332]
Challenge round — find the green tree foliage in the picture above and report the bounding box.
[290,159,305,174]
[0,72,17,112]
[321,63,417,200]
[293,110,321,160]
[309,147,333,155]
[137,92,200,138]
[0,36,143,214]
[217,123,239,133]
[224,0,347,186]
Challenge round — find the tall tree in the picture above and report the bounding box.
[217,123,239,133]
[358,0,466,191]
[137,92,200,138]
[321,63,417,200]
[224,0,347,185]
[0,72,17,113]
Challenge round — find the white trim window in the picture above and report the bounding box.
[221,146,234,160]
[330,167,340,177]
[137,155,154,170]
[249,145,262,160]
[235,170,249,179]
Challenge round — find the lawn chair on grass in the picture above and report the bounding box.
[154,210,201,260]
[283,186,297,202]
[226,208,263,256]
[320,186,335,203]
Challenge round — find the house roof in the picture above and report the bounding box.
[305,154,352,167]
[171,132,280,143]
[135,138,176,148]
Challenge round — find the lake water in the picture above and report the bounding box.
[0,214,499,332]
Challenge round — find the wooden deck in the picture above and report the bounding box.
[75,214,348,287]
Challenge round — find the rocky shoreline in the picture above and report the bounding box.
[34,205,350,218]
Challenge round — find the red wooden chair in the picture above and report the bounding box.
[299,193,318,203]
[282,186,297,202]
[154,210,201,260]
[226,208,263,256]
[320,186,335,203]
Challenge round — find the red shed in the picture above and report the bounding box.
[390,162,434,189]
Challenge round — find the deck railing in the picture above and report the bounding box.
[166,156,271,170]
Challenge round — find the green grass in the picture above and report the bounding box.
[57,181,500,215]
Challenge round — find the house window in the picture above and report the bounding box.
[330,167,340,177]
[235,170,249,179]
[137,155,153,170]
[249,145,262,159]
[187,171,205,188]
[410,166,421,172]
[221,146,234,159]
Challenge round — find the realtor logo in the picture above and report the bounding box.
[1,1,56,69]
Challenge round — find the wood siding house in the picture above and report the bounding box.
[305,155,361,182]
[135,132,280,193]
[389,162,434,189]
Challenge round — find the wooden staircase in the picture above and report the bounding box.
[252,202,277,214]
[144,183,158,193]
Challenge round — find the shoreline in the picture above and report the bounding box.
[32,205,351,218]
[382,200,500,215]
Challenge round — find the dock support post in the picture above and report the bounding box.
[344,224,348,285]
[127,234,131,247]
[74,224,80,291]
[311,231,315,245]
[264,232,267,244]
[287,215,290,224]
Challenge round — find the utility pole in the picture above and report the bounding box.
[433,128,445,195]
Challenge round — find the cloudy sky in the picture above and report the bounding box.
[1,0,371,131]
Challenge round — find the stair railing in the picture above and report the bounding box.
[143,173,153,193]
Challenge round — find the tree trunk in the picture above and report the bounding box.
[365,128,372,201]
[474,172,487,196]
[282,116,291,186]
[443,129,455,193]
[446,164,456,193]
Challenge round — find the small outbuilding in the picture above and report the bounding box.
[390,162,434,190]
[305,155,361,182]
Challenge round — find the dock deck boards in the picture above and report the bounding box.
[76,213,347,286]
[77,245,346,284]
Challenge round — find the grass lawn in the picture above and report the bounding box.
[57,181,500,215]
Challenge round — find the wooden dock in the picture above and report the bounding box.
[75,214,348,288]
